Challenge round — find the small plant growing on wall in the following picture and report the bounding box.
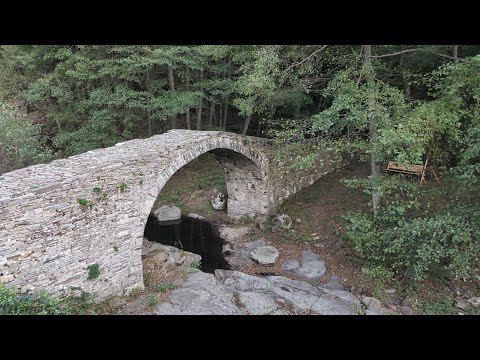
[119,182,128,192]
[128,287,143,299]
[147,294,159,307]
[190,260,201,269]
[93,186,108,200]
[77,197,92,208]
[113,245,119,252]
[87,263,100,280]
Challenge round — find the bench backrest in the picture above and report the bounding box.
[387,161,425,173]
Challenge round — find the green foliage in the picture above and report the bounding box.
[342,176,480,282]
[76,197,92,207]
[147,294,159,307]
[113,245,119,252]
[87,263,100,280]
[119,181,128,192]
[0,284,70,315]
[189,260,201,269]
[421,296,456,315]
[93,186,108,200]
[156,282,178,293]
[0,101,54,174]
[128,287,143,299]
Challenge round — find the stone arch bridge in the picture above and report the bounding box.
[0,130,340,299]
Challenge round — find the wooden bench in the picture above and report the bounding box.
[385,159,439,184]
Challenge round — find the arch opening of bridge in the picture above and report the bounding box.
[0,130,273,300]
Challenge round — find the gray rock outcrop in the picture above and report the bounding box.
[283,251,326,281]
[153,205,181,223]
[250,246,280,266]
[272,214,292,232]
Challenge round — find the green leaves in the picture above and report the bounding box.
[0,284,70,315]
[342,176,480,282]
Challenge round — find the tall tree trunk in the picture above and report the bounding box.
[208,100,215,129]
[146,69,152,136]
[219,103,223,129]
[453,45,459,63]
[213,105,218,126]
[222,98,228,130]
[316,96,324,112]
[399,51,411,100]
[167,65,177,129]
[364,45,381,215]
[196,68,204,130]
[223,57,231,130]
[185,67,191,130]
[256,121,262,137]
[242,94,259,136]
[242,114,253,136]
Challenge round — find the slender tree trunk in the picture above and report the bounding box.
[223,58,231,130]
[453,45,459,63]
[242,94,259,136]
[213,105,218,126]
[256,121,262,137]
[167,65,177,129]
[364,45,381,215]
[399,51,411,100]
[208,100,215,129]
[55,119,62,133]
[196,68,204,130]
[242,114,253,136]
[316,96,323,112]
[185,67,191,130]
[222,98,228,130]
[219,103,223,129]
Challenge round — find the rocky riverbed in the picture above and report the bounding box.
[118,227,416,315]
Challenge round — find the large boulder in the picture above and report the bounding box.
[250,246,280,266]
[272,214,292,232]
[142,239,201,268]
[211,191,227,210]
[361,296,394,315]
[153,205,181,224]
[468,296,480,308]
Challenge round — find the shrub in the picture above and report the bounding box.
[87,263,100,280]
[0,285,71,315]
[342,176,480,282]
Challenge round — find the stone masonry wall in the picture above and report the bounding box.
[0,130,342,299]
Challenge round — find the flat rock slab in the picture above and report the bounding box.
[217,270,363,315]
[361,296,394,315]
[224,238,267,270]
[283,251,326,281]
[149,268,368,315]
[250,246,280,266]
[324,275,345,291]
[153,205,181,223]
[142,239,201,267]
[218,226,251,243]
[155,272,242,315]
[467,297,480,308]
[282,259,300,271]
